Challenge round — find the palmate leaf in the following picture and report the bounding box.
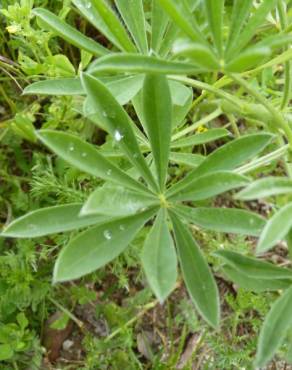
[81,73,159,192]
[142,74,172,190]
[141,209,177,303]
[54,208,158,282]
[170,212,220,328]
[255,286,292,368]
[175,206,265,236]
[32,8,108,57]
[168,171,249,202]
[1,204,108,238]
[115,0,148,54]
[257,203,292,254]
[81,184,159,217]
[169,152,205,168]
[37,130,150,195]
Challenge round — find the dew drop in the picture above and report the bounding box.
[103,230,112,240]
[81,152,87,158]
[106,169,112,176]
[119,224,125,231]
[69,144,75,152]
[102,111,108,118]
[133,153,138,159]
[114,130,124,142]
[85,2,91,9]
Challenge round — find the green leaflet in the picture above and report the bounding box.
[157,0,206,44]
[235,177,292,200]
[81,73,159,192]
[168,171,249,202]
[1,204,109,238]
[142,74,172,190]
[170,212,220,328]
[204,0,224,56]
[88,54,202,75]
[151,0,170,52]
[72,0,124,51]
[32,8,108,57]
[37,130,150,195]
[54,208,157,282]
[115,0,148,54]
[90,0,136,52]
[226,0,278,59]
[214,250,292,280]
[172,40,220,70]
[169,153,205,168]
[141,209,177,302]
[81,184,159,217]
[257,203,292,253]
[226,46,271,72]
[175,206,265,236]
[226,0,253,54]
[222,265,291,292]
[171,129,229,148]
[167,133,273,197]
[255,286,292,368]
[23,75,145,106]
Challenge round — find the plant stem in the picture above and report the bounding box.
[48,297,85,331]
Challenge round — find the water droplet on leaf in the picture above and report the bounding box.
[103,230,112,240]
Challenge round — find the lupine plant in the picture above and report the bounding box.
[2,0,292,367]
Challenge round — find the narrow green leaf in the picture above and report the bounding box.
[88,54,202,75]
[141,209,177,302]
[257,203,292,253]
[226,0,253,54]
[37,130,150,195]
[32,8,108,56]
[157,0,206,44]
[235,177,292,200]
[227,0,278,58]
[143,74,172,190]
[168,171,249,202]
[90,0,136,52]
[167,133,273,197]
[81,73,158,191]
[171,129,230,148]
[81,184,159,217]
[172,40,220,70]
[226,46,271,72]
[170,212,220,328]
[1,204,108,238]
[255,286,292,368]
[151,0,170,52]
[222,265,291,292]
[23,75,144,105]
[169,152,205,168]
[54,208,157,282]
[204,0,224,55]
[175,206,265,236]
[115,0,148,54]
[72,0,124,51]
[214,250,292,280]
